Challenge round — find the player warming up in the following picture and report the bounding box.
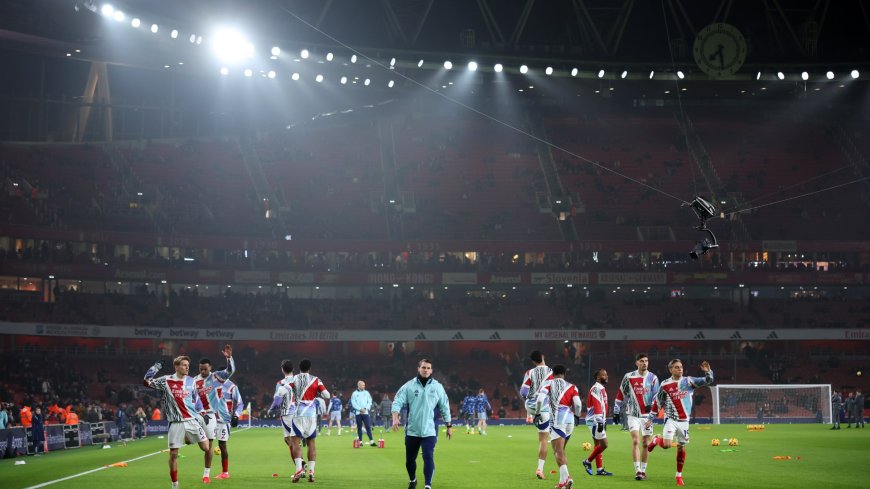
[268,360,300,481]
[215,379,243,479]
[646,360,714,486]
[144,354,210,489]
[535,365,582,489]
[583,368,612,476]
[194,345,235,483]
[519,350,554,479]
[613,353,660,480]
[290,359,331,483]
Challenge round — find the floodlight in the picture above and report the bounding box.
[571,68,578,77]
[351,54,357,63]
[326,52,334,61]
[291,72,300,80]
[520,65,528,74]
[621,70,628,79]
[598,69,605,78]
[851,69,860,79]
[494,63,503,73]
[243,69,252,77]
[219,67,229,75]
[340,76,347,84]
[826,71,834,80]
[443,60,453,70]
[170,29,178,39]
[315,74,323,82]
[150,24,158,33]
[113,10,124,22]
[468,61,478,71]
[390,57,396,66]
[364,78,370,86]
[101,4,114,17]
[677,70,685,79]
[300,49,309,59]
[801,71,808,81]
[417,59,424,67]
[267,70,276,79]
[777,71,785,80]
[545,66,553,75]
[388,80,395,88]
[131,18,140,28]
[271,46,280,56]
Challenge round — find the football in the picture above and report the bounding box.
[582,442,592,451]
[214,447,221,455]
[711,439,720,446]
[728,438,739,446]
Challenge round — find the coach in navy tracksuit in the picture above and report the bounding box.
[351,380,375,445]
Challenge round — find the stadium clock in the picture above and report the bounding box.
[692,23,747,79]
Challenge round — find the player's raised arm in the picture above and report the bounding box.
[689,361,714,387]
[143,359,163,387]
[213,345,235,382]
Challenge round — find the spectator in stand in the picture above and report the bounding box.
[0,403,8,429]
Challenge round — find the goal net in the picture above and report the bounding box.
[710,384,832,424]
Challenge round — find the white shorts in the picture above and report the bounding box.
[291,416,318,439]
[549,422,574,441]
[662,419,690,445]
[168,419,207,449]
[628,415,654,437]
[216,421,230,442]
[477,412,487,420]
[533,412,552,433]
[587,423,608,440]
[329,412,342,422]
[201,412,218,440]
[280,415,295,438]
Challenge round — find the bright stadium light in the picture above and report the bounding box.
[364,78,371,86]
[113,10,125,22]
[388,80,395,88]
[598,69,605,78]
[826,71,835,80]
[390,57,396,67]
[189,34,196,43]
[677,70,685,79]
[571,68,578,77]
[351,54,357,63]
[170,29,179,39]
[150,24,158,33]
[649,70,655,79]
[131,18,140,28]
[267,70,276,79]
[196,36,202,44]
[520,65,528,74]
[851,69,860,79]
[621,70,628,79]
[300,49,310,59]
[326,52,333,61]
[291,72,300,80]
[756,71,762,80]
[100,4,114,17]
[219,67,229,75]
[801,71,809,81]
[271,46,280,56]
[494,63,503,73]
[777,71,785,80]
[417,59,424,68]
[340,76,347,84]
[212,29,253,62]
[545,66,553,75]
[443,60,453,70]
[244,69,253,77]
[315,74,323,82]
[468,61,478,71]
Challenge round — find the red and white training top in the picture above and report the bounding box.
[291,373,330,417]
[585,381,608,426]
[536,378,583,425]
[144,374,202,423]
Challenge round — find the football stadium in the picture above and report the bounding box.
[0,1,868,488]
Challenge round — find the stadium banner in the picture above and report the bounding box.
[0,427,28,459]
[0,321,861,341]
[46,424,66,452]
[597,272,667,285]
[105,421,119,441]
[442,273,477,285]
[79,422,93,446]
[530,273,589,285]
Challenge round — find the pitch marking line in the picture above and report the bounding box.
[24,427,252,489]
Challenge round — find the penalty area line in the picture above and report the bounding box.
[24,427,252,489]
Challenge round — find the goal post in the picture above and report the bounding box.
[710,384,832,425]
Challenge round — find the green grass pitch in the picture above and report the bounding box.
[1,424,865,488]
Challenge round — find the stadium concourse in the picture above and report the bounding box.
[0,1,869,488]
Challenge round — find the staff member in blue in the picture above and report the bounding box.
[392,358,452,489]
[351,380,375,446]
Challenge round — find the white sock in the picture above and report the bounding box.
[641,462,648,472]
[537,459,546,471]
[295,458,303,470]
[634,462,640,472]
[171,482,179,489]
[676,471,682,477]
[308,461,315,472]
[559,464,570,482]
[203,468,210,477]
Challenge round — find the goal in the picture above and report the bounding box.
[710,384,832,424]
